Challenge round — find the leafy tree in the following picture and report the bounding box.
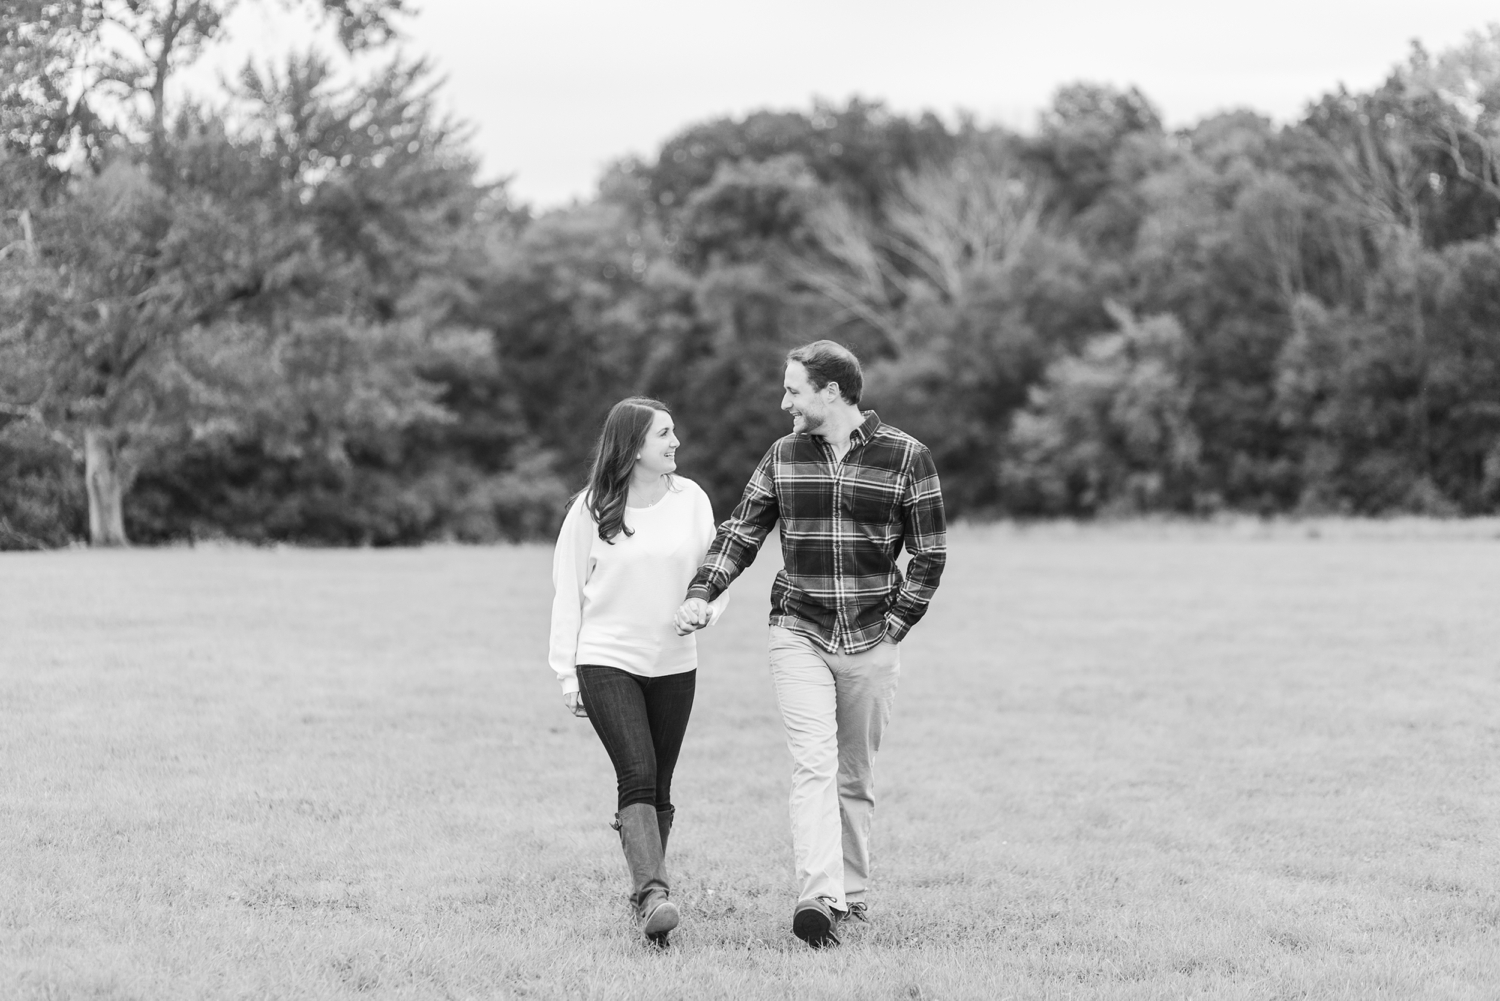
[478,201,668,489]
[1403,24,1500,229]
[120,53,508,544]
[9,18,1500,547]
[0,0,453,547]
[1026,82,1164,238]
[676,155,824,272]
[1003,307,1201,515]
[645,98,957,222]
[1275,236,1500,515]
[1114,111,1299,509]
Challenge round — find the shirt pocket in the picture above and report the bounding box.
[843,467,902,525]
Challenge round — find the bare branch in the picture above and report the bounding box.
[776,255,907,350]
[1430,118,1500,200]
[0,401,39,419]
[0,209,39,263]
[18,209,36,260]
[0,516,53,551]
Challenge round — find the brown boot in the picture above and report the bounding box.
[656,806,675,855]
[614,804,679,945]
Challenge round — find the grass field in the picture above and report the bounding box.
[3,523,1499,1000]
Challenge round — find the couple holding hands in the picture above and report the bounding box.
[548,340,947,949]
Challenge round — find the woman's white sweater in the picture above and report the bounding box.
[548,477,727,695]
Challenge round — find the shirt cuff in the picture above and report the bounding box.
[882,616,911,644]
[560,675,579,696]
[686,585,714,603]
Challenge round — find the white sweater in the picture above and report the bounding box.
[548,477,727,695]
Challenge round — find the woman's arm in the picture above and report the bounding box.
[547,495,594,696]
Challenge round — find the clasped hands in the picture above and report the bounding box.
[568,599,712,715]
[673,597,712,636]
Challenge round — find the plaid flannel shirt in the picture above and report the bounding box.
[686,411,947,653]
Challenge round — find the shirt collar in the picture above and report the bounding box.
[850,410,881,446]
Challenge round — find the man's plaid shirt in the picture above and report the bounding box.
[687,411,947,653]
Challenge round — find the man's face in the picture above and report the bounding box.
[782,361,831,435]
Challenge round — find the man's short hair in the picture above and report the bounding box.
[787,340,863,405]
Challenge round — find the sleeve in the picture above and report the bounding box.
[685,446,780,604]
[883,444,947,643]
[692,483,730,625]
[548,494,595,695]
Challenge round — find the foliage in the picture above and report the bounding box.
[1003,307,1201,515]
[5,13,1500,546]
[0,3,524,546]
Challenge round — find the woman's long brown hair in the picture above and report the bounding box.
[581,397,672,543]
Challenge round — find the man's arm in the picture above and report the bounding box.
[685,446,780,605]
[883,444,947,643]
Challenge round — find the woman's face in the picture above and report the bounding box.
[635,409,678,478]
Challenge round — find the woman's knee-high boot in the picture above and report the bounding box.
[657,806,675,856]
[614,803,679,944]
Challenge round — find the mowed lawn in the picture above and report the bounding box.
[2,525,1498,1000]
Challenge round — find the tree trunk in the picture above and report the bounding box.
[84,427,129,547]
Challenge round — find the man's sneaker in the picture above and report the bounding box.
[792,897,842,949]
[846,901,869,923]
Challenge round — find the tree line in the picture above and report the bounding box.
[3,4,1500,549]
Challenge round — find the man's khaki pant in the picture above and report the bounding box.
[768,625,902,911]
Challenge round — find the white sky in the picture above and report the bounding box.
[205,0,1498,209]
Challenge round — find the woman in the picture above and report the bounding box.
[548,397,726,946]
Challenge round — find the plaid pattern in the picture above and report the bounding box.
[687,411,947,653]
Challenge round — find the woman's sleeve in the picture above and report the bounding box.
[695,486,730,626]
[548,495,593,695]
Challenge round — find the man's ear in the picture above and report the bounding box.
[824,381,840,400]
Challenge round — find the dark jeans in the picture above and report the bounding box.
[576,665,696,812]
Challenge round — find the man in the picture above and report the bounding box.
[674,339,947,949]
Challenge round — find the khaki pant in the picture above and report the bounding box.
[768,625,901,910]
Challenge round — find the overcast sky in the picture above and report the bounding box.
[211,1,1497,209]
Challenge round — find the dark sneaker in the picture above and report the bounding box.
[792,898,842,949]
[846,901,869,923]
